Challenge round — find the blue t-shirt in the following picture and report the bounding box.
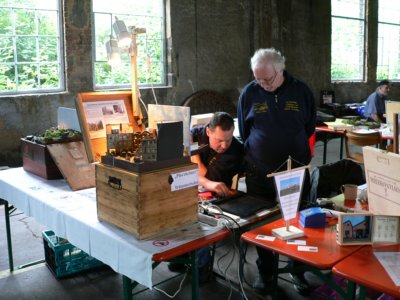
[237,71,316,175]
[364,91,387,119]
[191,125,244,187]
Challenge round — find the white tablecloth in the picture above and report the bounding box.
[0,167,220,288]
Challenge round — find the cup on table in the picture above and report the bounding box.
[341,184,358,206]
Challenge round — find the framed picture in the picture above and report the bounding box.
[75,91,142,162]
[337,213,373,246]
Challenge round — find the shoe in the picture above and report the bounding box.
[289,272,311,295]
[252,274,273,294]
[168,262,187,273]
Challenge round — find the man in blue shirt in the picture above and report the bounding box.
[364,80,391,123]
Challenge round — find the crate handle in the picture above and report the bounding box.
[108,176,122,190]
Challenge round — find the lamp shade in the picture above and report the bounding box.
[113,19,131,48]
[106,38,121,66]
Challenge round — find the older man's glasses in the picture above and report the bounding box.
[255,69,278,87]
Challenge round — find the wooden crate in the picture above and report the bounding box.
[96,163,198,239]
[21,138,63,179]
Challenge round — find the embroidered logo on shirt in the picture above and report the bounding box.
[254,102,268,113]
[284,101,299,111]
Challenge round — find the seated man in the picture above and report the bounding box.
[191,111,244,197]
[169,112,244,282]
[364,79,391,123]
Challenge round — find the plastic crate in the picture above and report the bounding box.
[42,230,104,278]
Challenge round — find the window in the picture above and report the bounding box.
[331,0,366,81]
[377,0,400,80]
[92,0,165,89]
[0,0,63,94]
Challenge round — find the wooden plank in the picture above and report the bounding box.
[47,141,95,191]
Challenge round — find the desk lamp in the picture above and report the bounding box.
[106,17,146,129]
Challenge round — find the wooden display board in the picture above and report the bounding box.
[75,91,142,162]
[47,141,95,191]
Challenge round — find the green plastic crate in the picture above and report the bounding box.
[42,230,104,278]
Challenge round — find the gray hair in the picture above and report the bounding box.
[251,48,286,72]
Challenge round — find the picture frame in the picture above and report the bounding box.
[337,212,373,246]
[337,213,400,245]
[75,91,142,163]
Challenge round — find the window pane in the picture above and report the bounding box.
[377,23,400,80]
[378,0,400,23]
[0,65,15,91]
[17,64,38,89]
[40,63,59,88]
[16,36,37,62]
[332,18,365,80]
[0,8,13,34]
[93,0,165,88]
[0,37,14,63]
[38,11,58,35]
[15,9,36,35]
[39,37,58,62]
[332,0,365,19]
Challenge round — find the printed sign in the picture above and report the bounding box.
[170,169,198,191]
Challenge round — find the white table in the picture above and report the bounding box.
[0,167,222,291]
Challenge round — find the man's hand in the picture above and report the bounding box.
[203,181,230,197]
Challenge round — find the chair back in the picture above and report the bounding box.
[344,130,381,164]
[182,90,236,117]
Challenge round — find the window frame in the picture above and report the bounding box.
[91,0,167,91]
[0,1,65,95]
[331,1,367,82]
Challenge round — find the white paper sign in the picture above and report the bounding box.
[170,169,198,191]
[256,234,276,241]
[274,168,305,221]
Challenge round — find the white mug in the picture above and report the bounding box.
[341,184,358,201]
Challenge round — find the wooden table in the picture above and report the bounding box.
[333,244,400,300]
[240,215,363,299]
[315,126,393,164]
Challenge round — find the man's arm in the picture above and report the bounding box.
[191,154,230,197]
[370,113,385,123]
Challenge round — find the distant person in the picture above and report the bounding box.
[191,111,244,197]
[364,80,391,123]
[237,48,316,295]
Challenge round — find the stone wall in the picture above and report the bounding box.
[0,0,397,166]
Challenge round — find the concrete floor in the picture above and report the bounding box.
[0,137,345,300]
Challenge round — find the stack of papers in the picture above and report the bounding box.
[324,118,353,130]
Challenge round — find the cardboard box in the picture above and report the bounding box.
[21,138,63,179]
[363,146,400,216]
[95,163,198,239]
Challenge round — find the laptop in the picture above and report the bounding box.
[211,191,277,218]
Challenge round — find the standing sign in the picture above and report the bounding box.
[268,157,308,240]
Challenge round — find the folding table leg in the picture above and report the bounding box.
[190,249,200,300]
[3,199,14,271]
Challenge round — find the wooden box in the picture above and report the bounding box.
[95,163,199,239]
[21,138,63,179]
